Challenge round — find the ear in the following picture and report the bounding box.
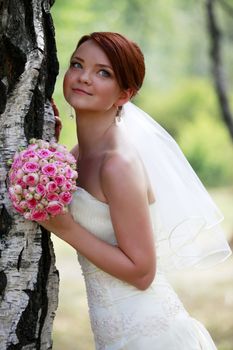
[114,88,134,108]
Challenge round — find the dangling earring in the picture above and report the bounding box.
[115,106,122,125]
[69,106,74,119]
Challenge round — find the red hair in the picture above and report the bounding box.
[76,32,145,97]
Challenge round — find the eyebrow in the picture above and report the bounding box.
[71,55,113,70]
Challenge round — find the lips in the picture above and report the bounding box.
[72,88,92,96]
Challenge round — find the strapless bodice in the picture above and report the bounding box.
[69,187,164,276]
[70,187,161,243]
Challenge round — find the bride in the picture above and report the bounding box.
[40,32,231,349]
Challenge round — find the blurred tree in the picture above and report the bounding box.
[0,0,59,348]
[205,0,233,140]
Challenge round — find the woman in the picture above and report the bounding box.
[41,32,231,349]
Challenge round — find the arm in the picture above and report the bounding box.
[39,154,156,290]
[70,144,79,160]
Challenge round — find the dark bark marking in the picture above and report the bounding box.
[0,270,7,297]
[17,247,24,271]
[0,204,13,238]
[24,86,44,142]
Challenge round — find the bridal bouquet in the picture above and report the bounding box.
[8,139,78,221]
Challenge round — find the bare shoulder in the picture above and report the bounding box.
[100,150,147,203]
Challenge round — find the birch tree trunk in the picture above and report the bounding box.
[0,0,59,349]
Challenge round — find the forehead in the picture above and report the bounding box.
[73,40,112,66]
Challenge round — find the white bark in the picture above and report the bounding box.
[0,0,59,348]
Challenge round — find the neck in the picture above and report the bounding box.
[75,107,117,157]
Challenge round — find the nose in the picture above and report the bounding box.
[79,69,91,85]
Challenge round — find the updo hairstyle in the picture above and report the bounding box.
[76,32,145,97]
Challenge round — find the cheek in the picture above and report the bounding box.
[63,73,71,98]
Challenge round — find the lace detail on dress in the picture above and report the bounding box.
[82,265,187,349]
[89,284,187,350]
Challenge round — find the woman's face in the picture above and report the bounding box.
[63,40,124,114]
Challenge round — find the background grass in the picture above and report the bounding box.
[52,187,233,350]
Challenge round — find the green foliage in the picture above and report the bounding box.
[137,78,220,137]
[136,79,233,187]
[178,113,233,187]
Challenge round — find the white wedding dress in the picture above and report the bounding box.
[70,187,218,350]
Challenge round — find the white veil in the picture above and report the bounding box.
[122,102,231,271]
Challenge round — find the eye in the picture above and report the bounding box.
[99,69,111,77]
[70,61,82,69]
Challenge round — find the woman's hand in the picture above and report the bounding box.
[51,98,62,142]
[55,116,62,142]
[38,212,74,241]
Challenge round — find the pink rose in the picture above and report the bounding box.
[65,153,76,164]
[38,140,50,149]
[49,146,57,152]
[36,203,44,211]
[65,167,72,179]
[46,181,58,193]
[19,200,28,210]
[54,151,66,161]
[16,169,24,179]
[9,188,21,203]
[54,161,64,168]
[28,187,35,194]
[57,167,65,175]
[24,212,32,220]
[46,193,59,201]
[13,202,24,213]
[61,181,72,191]
[27,198,37,209]
[41,198,48,206]
[28,143,38,151]
[13,152,20,161]
[25,173,39,186]
[25,193,33,201]
[39,159,49,167]
[57,145,67,153]
[12,158,23,170]
[46,201,64,216]
[71,184,78,191]
[42,163,57,177]
[31,210,48,221]
[59,191,72,205]
[13,184,23,194]
[28,155,39,162]
[34,193,42,200]
[23,189,28,197]
[54,175,66,186]
[21,149,37,161]
[9,186,18,196]
[36,183,46,195]
[22,162,40,173]
[9,170,17,182]
[16,178,27,189]
[37,149,52,159]
[39,175,49,185]
[71,170,78,180]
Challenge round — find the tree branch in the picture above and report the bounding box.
[205,0,233,141]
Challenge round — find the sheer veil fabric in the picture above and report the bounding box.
[121,102,231,271]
